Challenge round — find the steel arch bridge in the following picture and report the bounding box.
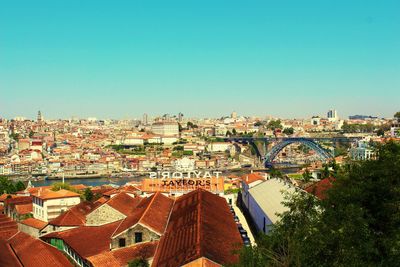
[264,138,333,167]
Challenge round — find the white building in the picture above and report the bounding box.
[122,137,144,146]
[174,157,195,171]
[241,178,296,233]
[32,189,81,222]
[151,122,179,136]
[327,109,338,121]
[350,141,375,160]
[311,116,321,126]
[207,142,232,152]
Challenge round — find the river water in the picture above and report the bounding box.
[32,176,143,187]
[31,168,299,188]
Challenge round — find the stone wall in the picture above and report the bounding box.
[111,223,160,249]
[86,204,126,226]
[18,223,40,238]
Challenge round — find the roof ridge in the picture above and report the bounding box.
[7,242,24,266]
[137,192,159,224]
[197,190,203,257]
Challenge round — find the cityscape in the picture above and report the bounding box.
[1,1,400,267]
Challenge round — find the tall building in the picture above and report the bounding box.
[142,113,148,125]
[37,110,43,122]
[178,112,183,122]
[231,111,237,119]
[327,109,337,121]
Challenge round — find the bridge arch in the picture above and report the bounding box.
[264,138,333,167]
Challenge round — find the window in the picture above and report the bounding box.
[263,217,266,233]
[119,238,126,247]
[134,232,143,243]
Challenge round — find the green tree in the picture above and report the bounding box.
[83,188,94,201]
[394,111,400,119]
[267,120,282,130]
[51,182,74,191]
[302,169,312,182]
[15,181,26,191]
[282,127,294,135]
[237,141,400,267]
[128,258,149,267]
[232,128,237,136]
[0,176,17,194]
[269,168,283,178]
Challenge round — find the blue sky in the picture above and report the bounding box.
[1,0,399,119]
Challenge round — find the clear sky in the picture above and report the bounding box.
[1,0,399,119]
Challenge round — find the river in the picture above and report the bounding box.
[31,168,299,187]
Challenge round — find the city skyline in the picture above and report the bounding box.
[1,1,399,119]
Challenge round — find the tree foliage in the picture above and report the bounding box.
[282,127,294,135]
[51,182,74,192]
[128,258,149,267]
[83,188,94,201]
[238,141,400,266]
[267,120,282,130]
[0,177,26,194]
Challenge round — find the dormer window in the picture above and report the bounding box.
[119,238,126,247]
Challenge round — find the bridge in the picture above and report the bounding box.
[224,136,360,167]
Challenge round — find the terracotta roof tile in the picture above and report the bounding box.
[87,241,158,267]
[20,218,47,230]
[106,192,141,216]
[112,192,173,237]
[32,189,80,200]
[241,172,265,185]
[49,201,101,226]
[152,189,242,267]
[6,232,73,266]
[305,177,335,200]
[42,220,123,258]
[15,203,32,215]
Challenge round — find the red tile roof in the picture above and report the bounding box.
[3,232,72,266]
[152,189,243,267]
[4,196,32,206]
[0,239,23,267]
[305,177,335,200]
[0,214,18,240]
[32,189,80,200]
[241,172,265,185]
[20,217,48,230]
[15,203,32,215]
[42,220,123,258]
[49,201,101,226]
[87,241,158,267]
[105,192,141,216]
[112,192,174,237]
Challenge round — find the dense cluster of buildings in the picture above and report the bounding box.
[0,178,243,266]
[0,110,397,178]
[0,166,342,266]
